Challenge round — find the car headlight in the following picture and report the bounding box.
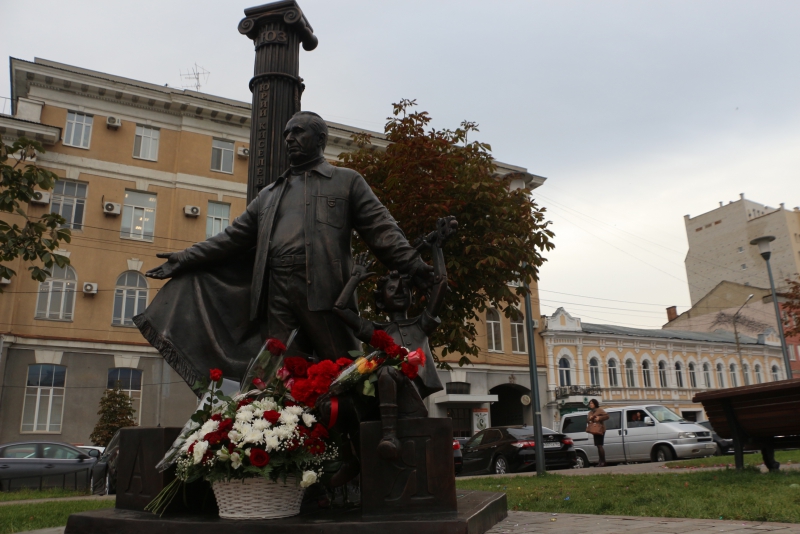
[677,432,696,439]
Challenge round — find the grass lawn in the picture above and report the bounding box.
[456,468,800,523]
[0,488,90,502]
[0,499,114,534]
[666,449,800,469]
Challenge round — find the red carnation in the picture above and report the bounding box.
[187,442,195,454]
[308,360,340,381]
[311,424,329,439]
[370,330,395,351]
[204,430,226,445]
[263,410,280,424]
[336,357,353,368]
[202,451,214,464]
[284,357,310,378]
[249,448,270,467]
[305,438,326,455]
[400,362,419,380]
[218,418,233,432]
[237,397,254,409]
[209,368,223,381]
[291,379,318,407]
[385,344,408,359]
[266,338,287,356]
[226,443,235,454]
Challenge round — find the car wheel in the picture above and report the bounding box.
[574,451,589,469]
[654,445,674,462]
[493,455,509,475]
[713,444,722,456]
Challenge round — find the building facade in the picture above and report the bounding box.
[0,57,548,445]
[540,308,787,430]
[684,194,800,305]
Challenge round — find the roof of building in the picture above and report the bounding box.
[581,322,762,345]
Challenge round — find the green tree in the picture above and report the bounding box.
[338,100,555,366]
[90,382,137,447]
[0,137,71,289]
[783,276,800,338]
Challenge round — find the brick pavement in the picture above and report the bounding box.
[486,511,800,533]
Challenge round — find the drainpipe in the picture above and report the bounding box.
[0,335,5,409]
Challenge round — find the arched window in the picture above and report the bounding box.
[607,359,619,387]
[510,311,525,353]
[641,360,652,388]
[702,363,712,388]
[729,363,738,388]
[688,363,697,388]
[558,357,572,387]
[21,364,67,432]
[754,364,763,384]
[716,363,725,388]
[675,362,684,388]
[35,265,77,321]
[771,365,781,382]
[742,364,750,386]
[658,361,668,388]
[485,309,502,352]
[589,358,600,386]
[625,359,636,387]
[113,271,149,326]
[108,368,143,423]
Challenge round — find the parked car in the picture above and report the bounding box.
[560,405,716,467]
[459,426,577,475]
[0,441,96,491]
[90,430,122,495]
[453,439,463,475]
[696,421,734,455]
[78,446,104,459]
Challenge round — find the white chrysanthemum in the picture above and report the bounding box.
[235,410,254,422]
[300,470,317,488]
[273,425,293,439]
[252,419,269,431]
[230,452,242,469]
[264,435,280,451]
[286,405,304,416]
[200,419,219,434]
[192,440,208,465]
[181,430,201,451]
[302,413,316,427]
[243,429,263,444]
[279,411,299,426]
[253,408,265,418]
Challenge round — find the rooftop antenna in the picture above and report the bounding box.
[179,64,210,92]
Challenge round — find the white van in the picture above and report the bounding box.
[559,405,716,468]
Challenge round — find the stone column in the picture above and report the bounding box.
[239,1,318,203]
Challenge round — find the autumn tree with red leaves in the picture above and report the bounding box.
[783,276,800,338]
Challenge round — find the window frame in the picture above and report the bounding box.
[120,190,157,242]
[641,360,652,388]
[589,357,600,387]
[625,359,636,387]
[132,124,160,162]
[688,362,697,388]
[771,365,780,382]
[716,363,725,388]
[658,361,668,388]
[112,271,149,327]
[558,357,572,387]
[50,179,88,231]
[485,309,503,353]
[20,364,67,434]
[63,111,93,149]
[755,364,763,384]
[509,312,526,354]
[210,138,235,174]
[729,363,738,388]
[206,201,231,239]
[34,265,77,322]
[703,363,712,388]
[607,359,619,387]
[107,368,143,424]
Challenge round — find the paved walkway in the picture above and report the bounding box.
[487,511,800,533]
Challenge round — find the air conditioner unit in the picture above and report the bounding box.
[83,282,98,294]
[106,116,122,130]
[531,319,540,329]
[184,205,201,217]
[30,191,51,205]
[237,147,249,158]
[103,201,121,215]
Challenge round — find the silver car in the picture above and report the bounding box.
[560,405,716,467]
[0,441,96,491]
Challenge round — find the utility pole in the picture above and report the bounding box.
[522,266,545,476]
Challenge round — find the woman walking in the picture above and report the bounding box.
[587,399,609,467]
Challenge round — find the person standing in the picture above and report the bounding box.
[588,399,609,467]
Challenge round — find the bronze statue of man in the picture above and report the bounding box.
[145,112,433,365]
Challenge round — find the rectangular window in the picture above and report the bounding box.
[63,111,93,149]
[51,179,88,230]
[206,202,230,238]
[211,139,234,173]
[108,368,143,423]
[21,364,66,433]
[133,125,160,161]
[120,190,157,241]
[510,320,526,353]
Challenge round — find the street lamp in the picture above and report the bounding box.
[732,294,753,385]
[521,264,546,475]
[749,236,793,379]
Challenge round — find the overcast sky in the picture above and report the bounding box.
[2,1,798,329]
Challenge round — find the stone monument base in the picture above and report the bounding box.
[64,490,506,534]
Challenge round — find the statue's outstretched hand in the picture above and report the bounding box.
[351,252,376,282]
[145,252,184,279]
[411,262,435,290]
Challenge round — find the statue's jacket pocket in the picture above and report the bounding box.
[315,196,348,228]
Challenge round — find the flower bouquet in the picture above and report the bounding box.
[146,363,336,520]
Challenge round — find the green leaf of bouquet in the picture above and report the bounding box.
[362,380,375,397]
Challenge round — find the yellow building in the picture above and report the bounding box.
[541,308,787,429]
[0,57,548,444]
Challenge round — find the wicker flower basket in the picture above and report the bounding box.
[211,476,305,519]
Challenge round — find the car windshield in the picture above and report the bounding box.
[646,405,686,423]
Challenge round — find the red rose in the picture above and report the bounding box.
[385,344,408,359]
[370,330,395,351]
[336,357,353,368]
[209,368,223,381]
[218,418,234,432]
[305,438,326,455]
[249,448,270,467]
[284,357,310,378]
[252,377,266,390]
[266,338,287,356]
[400,362,419,380]
[210,413,222,421]
[204,431,225,445]
[311,424,329,439]
[263,410,280,424]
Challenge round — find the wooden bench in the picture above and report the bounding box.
[693,379,800,471]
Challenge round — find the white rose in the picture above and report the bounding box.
[230,452,242,469]
[300,470,317,488]
[192,440,209,465]
[302,413,316,427]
